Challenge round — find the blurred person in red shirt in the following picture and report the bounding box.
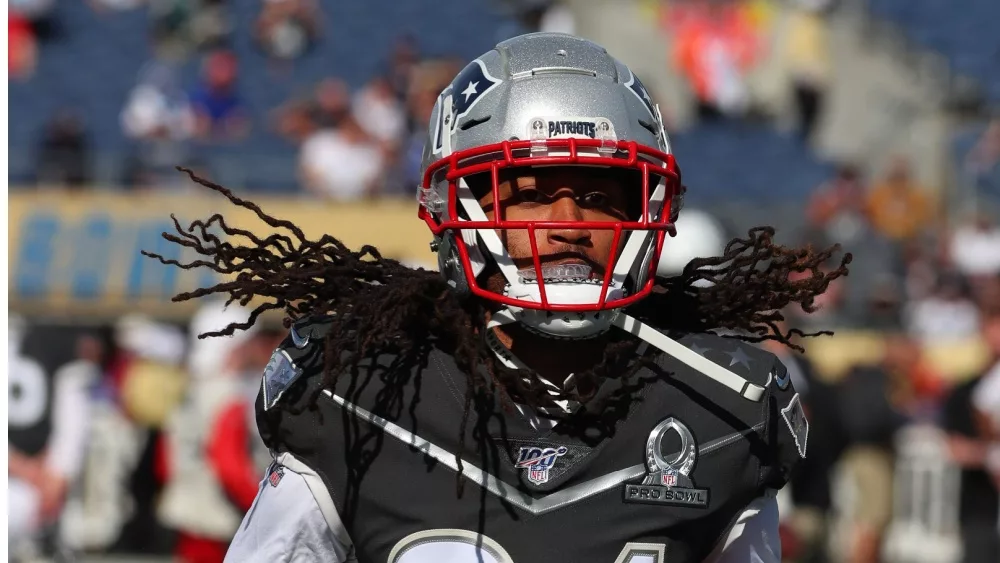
[9,12,37,80]
[158,301,283,563]
[671,0,760,119]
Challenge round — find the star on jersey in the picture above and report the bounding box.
[687,342,710,356]
[725,348,753,370]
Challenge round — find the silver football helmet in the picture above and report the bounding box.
[418,32,683,339]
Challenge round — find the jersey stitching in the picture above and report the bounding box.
[432,353,472,410]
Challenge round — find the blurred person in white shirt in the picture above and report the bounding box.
[950,213,1000,279]
[906,272,981,344]
[299,113,385,200]
[8,317,100,557]
[353,75,406,146]
[968,313,1000,540]
[159,301,284,563]
[121,61,196,187]
[972,314,1000,435]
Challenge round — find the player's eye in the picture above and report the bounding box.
[517,188,546,204]
[579,191,610,208]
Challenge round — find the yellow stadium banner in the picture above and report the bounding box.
[8,190,436,320]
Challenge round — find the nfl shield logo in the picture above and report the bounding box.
[662,470,678,487]
[515,445,569,485]
[268,465,284,487]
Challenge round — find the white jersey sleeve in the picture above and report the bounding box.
[47,360,98,480]
[708,495,782,563]
[225,453,356,563]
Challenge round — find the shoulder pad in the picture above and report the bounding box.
[261,316,332,411]
[672,332,776,388]
[768,357,808,468]
[665,332,807,490]
[262,348,304,411]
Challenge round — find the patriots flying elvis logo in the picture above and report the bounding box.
[434,58,501,154]
[450,58,501,120]
[624,69,655,119]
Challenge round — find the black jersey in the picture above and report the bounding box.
[9,353,56,456]
[255,318,807,563]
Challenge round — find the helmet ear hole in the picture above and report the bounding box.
[436,233,470,297]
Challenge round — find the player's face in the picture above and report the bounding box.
[474,167,637,277]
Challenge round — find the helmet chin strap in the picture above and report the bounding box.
[609,313,766,401]
[486,308,765,403]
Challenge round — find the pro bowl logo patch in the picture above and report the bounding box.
[515,446,569,485]
[622,417,710,508]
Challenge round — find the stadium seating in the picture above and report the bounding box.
[867,0,1000,103]
[11,1,836,203]
[670,121,836,205]
[9,1,526,189]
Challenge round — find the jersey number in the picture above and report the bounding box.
[9,360,49,427]
[389,529,665,563]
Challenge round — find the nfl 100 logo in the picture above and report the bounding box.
[515,446,569,485]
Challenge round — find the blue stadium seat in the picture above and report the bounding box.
[11,0,832,199]
[868,0,1000,104]
[670,122,835,205]
[10,0,523,189]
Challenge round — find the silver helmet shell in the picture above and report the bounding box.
[417,32,683,339]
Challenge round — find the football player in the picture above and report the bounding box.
[149,33,849,563]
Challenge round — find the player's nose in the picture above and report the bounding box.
[544,195,591,246]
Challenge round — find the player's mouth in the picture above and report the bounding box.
[517,260,604,285]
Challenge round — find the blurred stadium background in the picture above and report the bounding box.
[7,0,1000,562]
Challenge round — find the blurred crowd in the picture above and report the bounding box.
[772,165,1000,563]
[9,248,1000,563]
[9,302,286,562]
[9,0,1000,562]
[12,0,571,193]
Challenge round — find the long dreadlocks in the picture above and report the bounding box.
[145,168,850,493]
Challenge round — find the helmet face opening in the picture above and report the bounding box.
[419,137,683,313]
